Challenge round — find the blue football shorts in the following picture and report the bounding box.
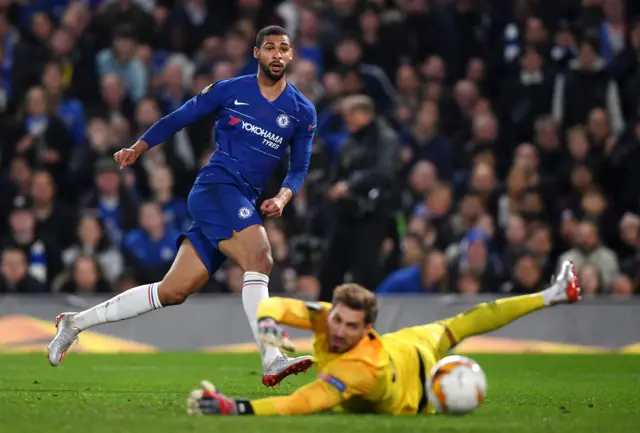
[176,182,262,276]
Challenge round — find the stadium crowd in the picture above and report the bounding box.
[1,0,640,299]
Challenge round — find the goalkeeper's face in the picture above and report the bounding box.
[255,35,292,81]
[327,304,372,353]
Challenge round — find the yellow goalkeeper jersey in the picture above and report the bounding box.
[248,298,433,415]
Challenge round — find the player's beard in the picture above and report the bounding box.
[259,58,289,82]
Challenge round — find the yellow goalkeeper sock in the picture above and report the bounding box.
[442,293,546,346]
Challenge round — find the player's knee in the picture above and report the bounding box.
[157,281,192,306]
[249,249,273,275]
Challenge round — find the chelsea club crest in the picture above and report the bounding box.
[238,207,253,219]
[276,113,290,128]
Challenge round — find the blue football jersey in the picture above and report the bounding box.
[141,74,317,202]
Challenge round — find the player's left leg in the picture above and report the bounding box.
[218,224,312,386]
[431,261,582,357]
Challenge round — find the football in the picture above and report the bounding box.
[426,355,488,415]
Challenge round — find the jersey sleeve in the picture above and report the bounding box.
[140,80,228,148]
[257,297,331,330]
[281,101,317,195]
[246,360,376,415]
[248,378,342,415]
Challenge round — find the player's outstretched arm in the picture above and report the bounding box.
[187,378,342,416]
[139,80,228,150]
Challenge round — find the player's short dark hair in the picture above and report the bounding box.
[255,25,290,48]
[332,284,378,325]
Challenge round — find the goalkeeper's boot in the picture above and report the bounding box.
[546,261,582,305]
[47,313,80,366]
[262,354,313,387]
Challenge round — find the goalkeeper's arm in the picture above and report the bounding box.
[257,298,331,330]
[256,298,330,352]
[189,379,343,416]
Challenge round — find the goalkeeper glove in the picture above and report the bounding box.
[258,317,295,353]
[187,380,254,416]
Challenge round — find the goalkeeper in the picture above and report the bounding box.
[188,261,582,416]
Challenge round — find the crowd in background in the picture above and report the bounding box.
[1,0,640,299]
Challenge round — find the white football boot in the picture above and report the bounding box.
[262,354,313,387]
[545,261,582,305]
[47,313,80,366]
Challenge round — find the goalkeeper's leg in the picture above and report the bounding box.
[433,261,582,357]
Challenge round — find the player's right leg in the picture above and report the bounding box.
[392,261,582,362]
[47,238,210,366]
[218,225,313,386]
[431,260,582,358]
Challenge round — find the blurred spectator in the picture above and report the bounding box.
[450,229,504,293]
[615,212,640,263]
[148,165,191,233]
[98,73,135,122]
[332,35,397,113]
[1,196,62,287]
[611,274,635,297]
[82,158,139,246]
[526,223,555,282]
[578,264,603,297]
[41,60,87,146]
[401,233,424,268]
[30,169,75,249]
[91,0,155,51]
[552,35,624,136]
[319,94,399,301]
[5,86,72,181]
[502,214,528,273]
[58,255,112,294]
[376,249,448,295]
[500,45,555,144]
[97,24,148,102]
[295,274,321,300]
[502,254,544,294]
[558,220,619,290]
[11,11,55,104]
[62,214,124,285]
[122,201,179,282]
[0,247,47,293]
[401,101,454,181]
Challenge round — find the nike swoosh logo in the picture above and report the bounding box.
[234,100,249,106]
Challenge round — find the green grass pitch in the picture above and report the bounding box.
[1,353,639,433]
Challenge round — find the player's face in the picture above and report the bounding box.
[254,35,292,81]
[327,304,372,353]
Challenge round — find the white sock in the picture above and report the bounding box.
[541,282,563,306]
[242,271,281,367]
[72,283,163,331]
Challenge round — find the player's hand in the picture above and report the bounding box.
[113,148,139,169]
[187,380,238,416]
[258,317,295,353]
[260,197,285,218]
[114,141,147,169]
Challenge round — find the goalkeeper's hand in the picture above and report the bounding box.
[187,380,249,416]
[258,317,295,353]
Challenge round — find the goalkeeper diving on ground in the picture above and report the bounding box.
[187,260,582,416]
